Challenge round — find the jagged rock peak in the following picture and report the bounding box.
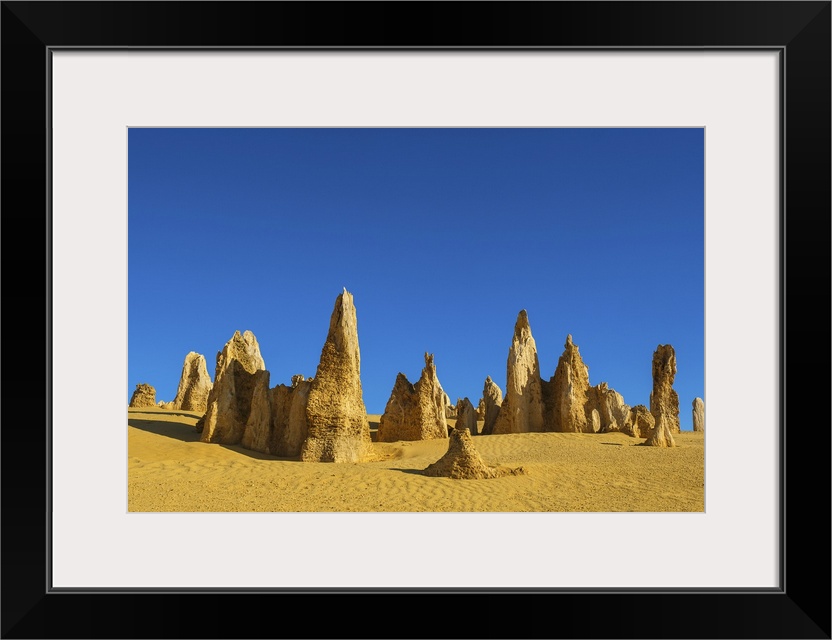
[547,334,592,433]
[491,310,545,434]
[377,353,449,442]
[455,397,479,436]
[481,375,504,436]
[291,374,306,388]
[514,309,532,338]
[649,344,681,434]
[200,330,266,445]
[172,352,213,413]
[300,289,372,462]
[422,428,526,480]
[129,383,156,408]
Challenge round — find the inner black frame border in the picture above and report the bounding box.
[2,2,829,638]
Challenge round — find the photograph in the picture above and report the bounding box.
[127,126,705,513]
[3,0,828,637]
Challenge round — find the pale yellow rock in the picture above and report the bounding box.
[377,353,449,442]
[171,352,213,413]
[129,383,156,408]
[643,413,676,447]
[629,404,655,439]
[422,427,526,480]
[491,310,545,434]
[241,370,273,454]
[547,334,592,433]
[692,397,705,432]
[200,330,266,445]
[455,397,478,436]
[589,382,632,435]
[279,377,312,457]
[476,397,486,421]
[649,344,681,434]
[300,290,373,462]
[590,408,601,433]
[480,376,503,436]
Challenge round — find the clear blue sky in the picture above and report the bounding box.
[128,128,704,430]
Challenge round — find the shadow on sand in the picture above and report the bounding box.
[128,418,202,443]
[128,417,304,462]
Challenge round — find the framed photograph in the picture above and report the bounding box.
[3,2,829,638]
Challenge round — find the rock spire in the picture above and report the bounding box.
[299,289,373,462]
[491,310,545,434]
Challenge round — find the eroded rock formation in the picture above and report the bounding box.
[377,353,449,442]
[422,427,526,480]
[476,397,486,421]
[588,382,632,435]
[547,334,592,433]
[129,383,156,408]
[649,344,681,434]
[241,369,273,454]
[491,310,545,434]
[171,352,213,413]
[589,408,601,433]
[271,375,312,458]
[629,404,655,439]
[455,397,478,436]
[480,376,503,436]
[200,330,266,445]
[300,289,373,462]
[692,397,705,432]
[643,412,676,447]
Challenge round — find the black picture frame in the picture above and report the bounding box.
[2,2,829,638]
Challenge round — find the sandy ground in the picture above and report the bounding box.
[128,408,704,512]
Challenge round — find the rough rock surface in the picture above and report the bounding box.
[547,334,592,433]
[280,377,312,456]
[129,383,156,408]
[455,397,478,436]
[156,400,176,410]
[643,412,676,447]
[480,376,503,436]
[241,370,273,454]
[300,289,373,462]
[422,428,526,480]
[590,408,601,433]
[171,352,213,413]
[377,353,449,442]
[200,330,266,445]
[491,311,546,434]
[476,397,486,421]
[629,405,655,439]
[692,397,705,432]
[589,382,632,435]
[444,394,457,419]
[649,344,681,434]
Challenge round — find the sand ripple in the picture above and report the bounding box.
[129,409,704,512]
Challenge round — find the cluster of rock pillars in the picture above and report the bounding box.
[129,289,705,475]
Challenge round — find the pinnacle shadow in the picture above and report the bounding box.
[127,418,202,443]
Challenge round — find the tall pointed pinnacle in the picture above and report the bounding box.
[491,309,545,434]
[300,289,373,462]
[200,330,266,444]
[377,352,448,442]
[548,333,593,433]
[649,344,681,436]
[515,309,532,341]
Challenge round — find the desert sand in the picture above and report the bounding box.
[128,407,704,512]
